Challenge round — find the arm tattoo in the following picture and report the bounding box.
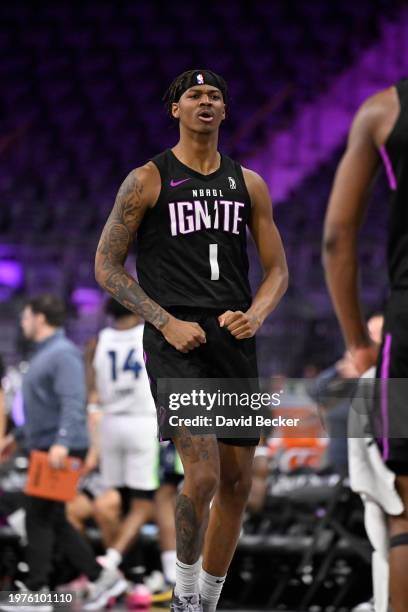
[95,170,169,329]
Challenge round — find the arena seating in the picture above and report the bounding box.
[0,455,372,609]
[0,0,399,371]
[0,0,400,238]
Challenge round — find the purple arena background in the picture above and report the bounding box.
[0,0,406,375]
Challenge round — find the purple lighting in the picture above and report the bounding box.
[11,390,25,427]
[0,260,23,288]
[71,287,103,314]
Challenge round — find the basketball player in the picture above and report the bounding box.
[95,69,288,611]
[83,298,158,592]
[323,79,408,612]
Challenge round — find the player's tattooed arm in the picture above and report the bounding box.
[219,169,288,339]
[95,164,169,330]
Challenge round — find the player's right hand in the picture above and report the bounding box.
[351,342,379,375]
[161,317,206,353]
[336,351,360,379]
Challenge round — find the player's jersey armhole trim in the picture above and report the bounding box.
[383,84,402,151]
[149,159,164,208]
[236,163,253,209]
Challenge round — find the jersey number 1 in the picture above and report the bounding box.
[209,244,219,280]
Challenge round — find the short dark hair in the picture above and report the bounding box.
[163,69,228,117]
[26,294,66,327]
[104,297,134,320]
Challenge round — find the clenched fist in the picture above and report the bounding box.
[161,316,206,353]
[351,342,379,375]
[218,310,261,339]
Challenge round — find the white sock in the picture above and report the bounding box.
[161,550,177,585]
[199,568,226,612]
[104,548,122,569]
[175,557,201,596]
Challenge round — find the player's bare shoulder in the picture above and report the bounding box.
[356,86,399,146]
[241,167,270,208]
[121,161,161,211]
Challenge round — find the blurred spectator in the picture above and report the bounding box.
[246,440,270,515]
[0,294,127,611]
[154,442,184,590]
[66,472,119,542]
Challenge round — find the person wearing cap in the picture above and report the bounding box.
[94,69,288,611]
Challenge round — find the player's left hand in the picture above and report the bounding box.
[218,310,260,339]
[48,444,69,469]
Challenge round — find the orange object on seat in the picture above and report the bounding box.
[25,450,83,502]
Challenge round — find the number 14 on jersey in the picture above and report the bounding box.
[107,349,142,381]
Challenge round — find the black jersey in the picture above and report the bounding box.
[381,78,408,289]
[136,149,252,309]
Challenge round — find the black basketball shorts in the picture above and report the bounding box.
[374,291,408,475]
[143,307,259,447]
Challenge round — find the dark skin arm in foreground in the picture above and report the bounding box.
[322,87,399,373]
[324,85,408,612]
[95,163,206,352]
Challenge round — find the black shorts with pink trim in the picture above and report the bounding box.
[374,291,408,474]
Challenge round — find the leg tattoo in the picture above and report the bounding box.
[175,494,203,565]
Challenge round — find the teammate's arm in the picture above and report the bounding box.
[95,165,206,352]
[84,337,98,405]
[322,97,382,372]
[83,337,102,474]
[219,170,288,338]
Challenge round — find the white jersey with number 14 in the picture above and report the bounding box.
[93,324,156,416]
